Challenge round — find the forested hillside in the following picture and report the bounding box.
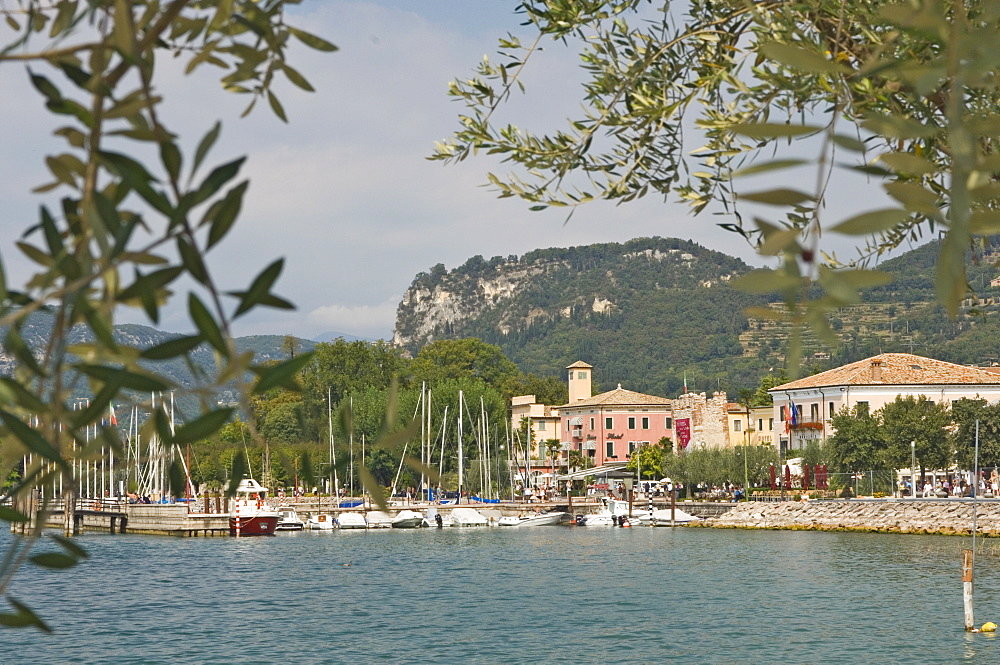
[396,237,1000,397]
[395,237,770,396]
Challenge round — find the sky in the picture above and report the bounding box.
[0,2,915,342]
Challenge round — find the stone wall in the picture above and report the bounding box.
[671,391,729,449]
[703,499,1000,535]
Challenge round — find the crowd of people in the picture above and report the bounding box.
[899,470,1000,498]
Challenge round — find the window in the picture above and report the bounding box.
[829,402,835,418]
[857,401,869,414]
[768,418,774,430]
[629,441,637,454]
[606,441,615,458]
[758,418,763,432]
[537,421,546,431]
[641,417,649,429]
[665,417,673,429]
[578,371,587,379]
[587,449,595,458]
[779,406,786,421]
[628,417,636,429]
[604,417,612,429]
[810,404,819,421]
[734,420,742,432]
[590,417,596,429]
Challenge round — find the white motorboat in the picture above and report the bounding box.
[497,511,568,527]
[451,507,489,527]
[336,512,368,529]
[391,509,424,528]
[576,498,652,526]
[365,511,394,528]
[422,506,454,527]
[651,508,700,525]
[276,508,305,531]
[306,513,336,530]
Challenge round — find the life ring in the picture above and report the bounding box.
[94,502,102,512]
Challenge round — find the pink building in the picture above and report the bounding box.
[559,363,673,466]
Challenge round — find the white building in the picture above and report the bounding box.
[769,353,1000,453]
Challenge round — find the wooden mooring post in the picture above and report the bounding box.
[964,549,975,631]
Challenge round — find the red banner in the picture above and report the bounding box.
[676,418,691,450]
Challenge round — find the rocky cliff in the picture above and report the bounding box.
[393,237,766,395]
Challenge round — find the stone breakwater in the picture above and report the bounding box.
[701,499,1000,535]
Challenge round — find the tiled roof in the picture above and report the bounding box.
[771,353,1000,391]
[560,384,671,408]
[566,360,593,369]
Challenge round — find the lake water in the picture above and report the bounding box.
[3,525,1000,664]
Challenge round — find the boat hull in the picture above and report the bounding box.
[336,513,368,529]
[500,512,568,527]
[229,515,279,536]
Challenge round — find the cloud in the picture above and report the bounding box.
[307,297,400,339]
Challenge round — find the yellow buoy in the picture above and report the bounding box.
[981,622,997,632]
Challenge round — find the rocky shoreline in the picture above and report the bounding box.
[700,498,1000,535]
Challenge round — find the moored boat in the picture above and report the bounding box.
[650,508,700,525]
[229,477,280,536]
[365,511,394,528]
[276,508,305,531]
[575,497,651,527]
[498,510,568,527]
[306,513,336,530]
[451,507,489,527]
[391,509,424,528]
[422,506,454,527]
[336,512,368,529]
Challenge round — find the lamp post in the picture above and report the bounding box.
[624,475,634,517]
[911,440,916,500]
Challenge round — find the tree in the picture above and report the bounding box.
[411,338,520,387]
[0,0,336,630]
[298,339,409,440]
[501,372,567,405]
[628,441,665,481]
[828,405,886,474]
[435,0,1000,361]
[282,335,301,359]
[880,396,952,476]
[951,398,1000,470]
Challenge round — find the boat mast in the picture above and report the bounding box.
[457,390,463,504]
[420,381,426,500]
[328,387,339,505]
[349,394,354,498]
[438,405,448,481]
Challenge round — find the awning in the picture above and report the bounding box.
[557,462,631,482]
[569,416,583,426]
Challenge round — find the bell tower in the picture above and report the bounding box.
[567,361,593,403]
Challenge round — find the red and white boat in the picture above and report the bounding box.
[229,477,280,536]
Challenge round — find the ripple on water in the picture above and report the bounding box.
[2,527,1000,664]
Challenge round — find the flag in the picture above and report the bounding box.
[683,371,688,394]
[789,401,797,427]
[109,403,118,426]
[675,418,691,450]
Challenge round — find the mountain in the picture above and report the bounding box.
[393,237,770,396]
[0,310,316,415]
[313,330,369,343]
[393,236,1000,397]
